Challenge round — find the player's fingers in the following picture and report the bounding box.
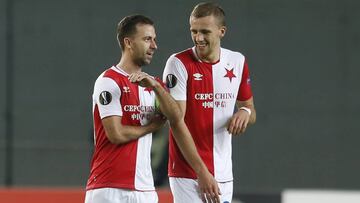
[226,118,231,132]
[205,193,214,203]
[212,192,220,203]
[198,187,206,202]
[205,187,219,203]
[135,73,143,81]
[230,117,240,135]
[200,187,211,203]
[128,74,135,82]
[227,118,237,135]
[136,75,146,82]
[200,193,206,203]
[240,119,249,134]
[240,116,250,134]
[244,116,249,128]
[215,183,221,195]
[212,184,221,203]
[128,73,141,82]
[233,118,242,135]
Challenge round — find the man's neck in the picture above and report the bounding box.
[116,55,141,74]
[196,47,221,63]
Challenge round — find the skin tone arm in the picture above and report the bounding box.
[129,72,221,203]
[102,115,165,144]
[227,96,256,135]
[175,101,221,203]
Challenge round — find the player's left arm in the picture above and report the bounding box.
[227,59,257,135]
[128,71,182,122]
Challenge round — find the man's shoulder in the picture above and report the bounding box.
[169,48,196,65]
[173,48,192,57]
[95,66,128,86]
[221,47,245,59]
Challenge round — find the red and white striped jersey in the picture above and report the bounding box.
[163,47,253,182]
[86,66,158,191]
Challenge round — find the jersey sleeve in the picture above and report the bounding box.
[93,76,123,118]
[237,60,253,101]
[162,54,188,101]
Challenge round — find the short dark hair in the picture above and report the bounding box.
[117,14,154,50]
[191,2,226,26]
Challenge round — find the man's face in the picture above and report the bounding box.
[129,24,157,66]
[190,15,225,61]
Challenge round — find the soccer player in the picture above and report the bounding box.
[163,2,257,203]
[85,14,219,203]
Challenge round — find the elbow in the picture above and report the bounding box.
[106,133,128,145]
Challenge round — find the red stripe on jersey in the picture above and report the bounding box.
[237,61,253,101]
[168,49,214,179]
[86,69,141,190]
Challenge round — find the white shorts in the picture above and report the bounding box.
[169,177,233,203]
[84,188,158,203]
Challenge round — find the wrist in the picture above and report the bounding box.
[146,122,156,133]
[194,163,209,176]
[151,80,161,89]
[239,106,251,115]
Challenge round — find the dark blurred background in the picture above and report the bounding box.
[1,0,360,202]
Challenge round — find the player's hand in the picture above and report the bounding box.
[148,113,166,132]
[197,169,221,203]
[128,72,157,88]
[227,109,250,135]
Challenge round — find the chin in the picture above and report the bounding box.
[198,50,208,57]
[143,60,151,66]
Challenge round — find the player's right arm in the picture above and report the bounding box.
[101,115,164,144]
[94,75,164,145]
[163,55,221,203]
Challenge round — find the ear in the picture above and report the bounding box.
[124,37,132,49]
[219,26,227,38]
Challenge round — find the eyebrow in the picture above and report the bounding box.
[191,28,211,33]
[142,35,156,40]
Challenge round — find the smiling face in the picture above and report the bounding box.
[126,24,157,66]
[190,15,226,63]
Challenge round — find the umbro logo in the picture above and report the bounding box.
[123,86,130,93]
[193,73,203,81]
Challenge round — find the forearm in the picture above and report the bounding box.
[117,124,154,143]
[152,82,182,123]
[170,120,208,175]
[102,116,156,144]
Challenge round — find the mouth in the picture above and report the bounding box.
[196,43,207,49]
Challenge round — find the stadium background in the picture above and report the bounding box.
[0,0,359,202]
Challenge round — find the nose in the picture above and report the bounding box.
[195,33,204,42]
[150,39,157,50]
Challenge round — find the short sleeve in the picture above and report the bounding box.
[237,60,253,101]
[162,55,188,101]
[93,76,123,118]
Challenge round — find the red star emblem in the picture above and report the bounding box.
[224,68,236,82]
[144,87,153,94]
